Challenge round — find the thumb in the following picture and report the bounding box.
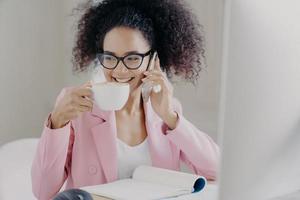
[81,81,92,88]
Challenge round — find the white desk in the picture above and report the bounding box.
[92,184,218,200]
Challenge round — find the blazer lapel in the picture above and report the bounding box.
[90,105,118,183]
[143,101,176,170]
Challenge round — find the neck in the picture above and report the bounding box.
[116,86,143,116]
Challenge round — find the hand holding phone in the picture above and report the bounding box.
[141,51,160,102]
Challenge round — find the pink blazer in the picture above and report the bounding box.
[31,89,219,200]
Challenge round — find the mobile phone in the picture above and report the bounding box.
[147,51,158,71]
[141,51,160,102]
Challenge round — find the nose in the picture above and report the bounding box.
[113,60,129,73]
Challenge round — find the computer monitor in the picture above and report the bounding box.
[217,0,300,200]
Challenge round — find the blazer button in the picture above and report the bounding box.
[88,165,97,174]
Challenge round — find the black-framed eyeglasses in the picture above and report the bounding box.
[96,49,153,70]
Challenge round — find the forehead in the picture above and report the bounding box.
[103,27,150,56]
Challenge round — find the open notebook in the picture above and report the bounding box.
[81,165,206,200]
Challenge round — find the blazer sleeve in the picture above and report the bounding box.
[31,89,74,200]
[164,98,220,181]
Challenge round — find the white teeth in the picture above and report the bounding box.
[115,78,132,83]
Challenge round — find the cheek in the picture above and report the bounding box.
[103,70,113,81]
[134,60,149,78]
[133,68,146,80]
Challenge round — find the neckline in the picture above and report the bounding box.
[117,137,148,148]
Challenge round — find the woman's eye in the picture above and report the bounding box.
[127,56,140,61]
[104,56,114,61]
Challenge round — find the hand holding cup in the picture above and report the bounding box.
[50,82,94,129]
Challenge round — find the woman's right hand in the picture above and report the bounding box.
[50,82,94,129]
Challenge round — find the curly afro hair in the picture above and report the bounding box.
[72,0,206,83]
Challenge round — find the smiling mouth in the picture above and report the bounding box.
[112,77,134,83]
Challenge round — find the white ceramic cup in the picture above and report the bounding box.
[91,82,130,111]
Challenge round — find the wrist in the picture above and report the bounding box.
[50,111,66,129]
[163,111,178,130]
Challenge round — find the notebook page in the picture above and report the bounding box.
[82,178,190,200]
[132,165,206,192]
[166,183,218,200]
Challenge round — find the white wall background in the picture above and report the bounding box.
[218,0,300,199]
[0,0,222,146]
[0,0,65,145]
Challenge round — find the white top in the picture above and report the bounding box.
[117,137,152,179]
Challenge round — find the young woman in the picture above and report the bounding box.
[31,0,219,199]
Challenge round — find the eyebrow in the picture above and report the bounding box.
[103,50,142,56]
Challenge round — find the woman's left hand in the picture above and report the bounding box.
[142,57,178,129]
